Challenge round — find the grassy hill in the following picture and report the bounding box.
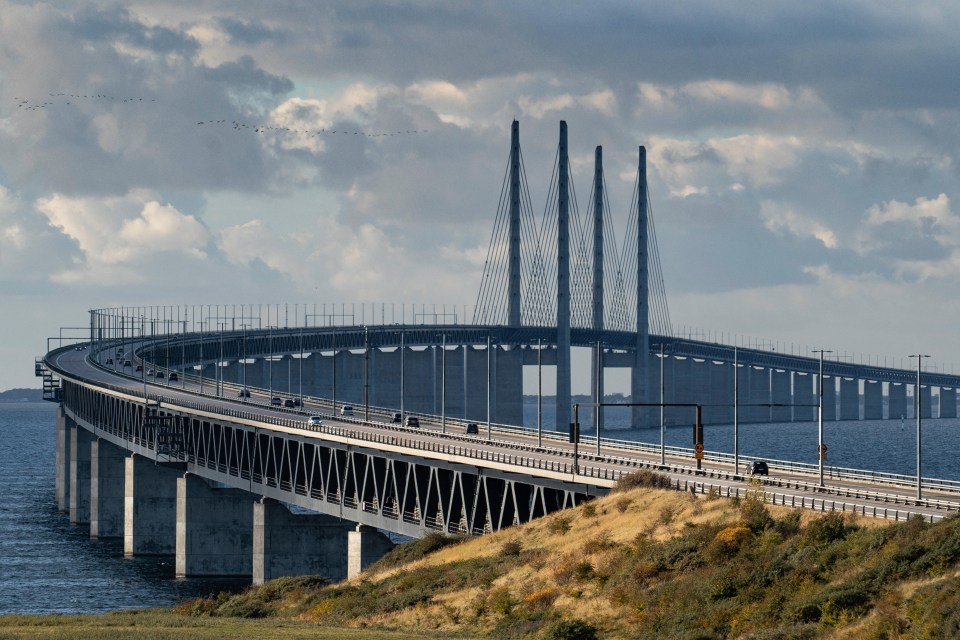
[4,473,960,639]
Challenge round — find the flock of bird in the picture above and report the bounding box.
[195,119,428,138]
[13,93,156,110]
[10,93,429,139]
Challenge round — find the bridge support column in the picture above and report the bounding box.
[839,378,859,420]
[176,474,253,577]
[940,387,957,418]
[69,424,93,525]
[793,372,814,421]
[747,366,770,423]
[90,438,125,538]
[888,383,907,420]
[864,381,883,420]
[347,524,394,580]
[252,499,354,585]
[771,369,791,422]
[821,376,837,421]
[55,406,72,512]
[918,385,931,419]
[494,346,523,427]
[124,455,179,556]
[708,360,731,425]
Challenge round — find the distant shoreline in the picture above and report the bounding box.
[0,388,44,403]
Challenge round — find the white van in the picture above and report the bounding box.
[340,405,354,416]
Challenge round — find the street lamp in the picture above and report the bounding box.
[909,354,930,500]
[813,349,833,487]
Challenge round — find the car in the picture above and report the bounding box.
[105,358,114,365]
[155,371,164,379]
[306,416,323,427]
[135,364,143,372]
[270,397,282,406]
[465,422,479,435]
[292,398,302,407]
[123,360,132,367]
[168,372,178,382]
[237,388,251,398]
[392,412,403,423]
[340,405,354,416]
[146,368,153,376]
[405,416,420,428]
[750,461,769,476]
[283,398,295,408]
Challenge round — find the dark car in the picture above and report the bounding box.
[751,461,769,476]
[465,422,479,435]
[155,371,164,379]
[135,364,143,372]
[237,388,251,398]
[283,398,295,408]
[392,412,403,423]
[270,397,282,406]
[105,358,114,365]
[292,398,302,407]
[168,372,178,382]
[123,360,132,367]
[405,416,420,428]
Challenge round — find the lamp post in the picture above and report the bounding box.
[364,326,370,421]
[733,346,739,475]
[441,333,446,433]
[659,342,666,466]
[909,354,930,500]
[813,349,832,487]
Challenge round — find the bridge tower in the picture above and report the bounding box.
[591,146,605,432]
[632,146,650,427]
[507,120,522,327]
[556,122,572,432]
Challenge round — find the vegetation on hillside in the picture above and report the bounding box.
[170,475,960,638]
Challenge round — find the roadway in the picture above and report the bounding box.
[51,343,960,523]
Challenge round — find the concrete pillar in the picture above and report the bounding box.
[707,360,732,425]
[176,474,253,577]
[253,499,355,585]
[372,347,401,410]
[747,366,770,423]
[918,385,932,419]
[90,438,126,538]
[668,356,691,426]
[770,370,791,422]
[863,381,883,420]
[940,387,957,418]
[403,347,436,414]
[839,378,859,420]
[125,455,179,556]
[793,372,814,422]
[464,346,490,423]
[494,345,523,427]
[821,376,837,421]
[55,406,72,512]
[347,524,394,580]
[888,383,907,420]
[69,424,94,524]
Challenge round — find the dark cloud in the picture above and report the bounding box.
[202,55,293,96]
[216,17,289,46]
[66,5,199,55]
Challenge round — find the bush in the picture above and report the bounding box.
[502,540,523,556]
[613,469,673,492]
[371,532,465,570]
[803,513,847,547]
[544,618,599,640]
[549,515,573,535]
[582,502,598,518]
[489,586,514,615]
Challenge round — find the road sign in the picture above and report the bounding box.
[695,443,704,454]
[695,451,704,460]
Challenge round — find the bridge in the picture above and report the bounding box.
[37,120,960,585]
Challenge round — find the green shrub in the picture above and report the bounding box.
[549,515,573,535]
[582,502,598,518]
[502,540,523,556]
[774,511,802,537]
[371,532,465,570]
[803,513,847,547]
[613,469,673,492]
[489,586,514,615]
[544,618,599,640]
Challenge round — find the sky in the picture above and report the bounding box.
[3,1,960,392]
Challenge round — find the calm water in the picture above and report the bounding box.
[2,401,957,615]
[0,403,246,614]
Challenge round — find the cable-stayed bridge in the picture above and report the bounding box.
[36,120,960,584]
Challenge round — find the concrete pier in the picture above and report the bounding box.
[90,438,125,538]
[747,366,770,423]
[55,407,72,512]
[863,380,883,420]
[176,474,253,577]
[793,372,814,422]
[839,378,859,420]
[940,387,957,418]
[918,385,932,419]
[771,369,791,422]
[69,424,93,524]
[347,524,395,580]
[125,455,180,556]
[888,383,907,420]
[253,499,355,585]
[821,376,837,421]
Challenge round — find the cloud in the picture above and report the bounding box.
[854,194,960,257]
[760,201,838,248]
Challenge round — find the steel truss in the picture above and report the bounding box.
[60,380,593,538]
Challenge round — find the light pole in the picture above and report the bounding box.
[441,333,446,433]
[909,354,930,500]
[364,326,370,421]
[813,349,832,487]
[659,342,666,466]
[733,346,739,475]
